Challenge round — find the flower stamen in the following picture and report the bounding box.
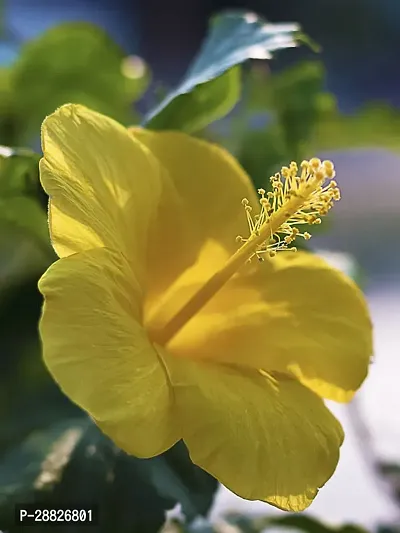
[238,159,338,260]
[151,158,339,347]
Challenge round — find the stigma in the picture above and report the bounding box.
[236,158,339,261]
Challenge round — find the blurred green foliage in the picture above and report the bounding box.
[0,22,149,145]
[0,148,47,246]
[162,514,371,533]
[0,419,217,532]
[0,8,399,533]
[209,60,336,187]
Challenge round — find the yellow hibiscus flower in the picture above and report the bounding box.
[38,104,372,512]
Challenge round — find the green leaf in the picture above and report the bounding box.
[238,61,335,161]
[12,23,148,141]
[0,149,51,300]
[0,420,218,532]
[151,441,218,521]
[0,147,49,250]
[0,147,41,195]
[0,196,48,245]
[144,10,300,131]
[269,61,334,158]
[147,67,241,133]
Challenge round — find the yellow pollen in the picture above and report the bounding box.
[150,158,339,347]
[310,157,321,169]
[238,159,338,260]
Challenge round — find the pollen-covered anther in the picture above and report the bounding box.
[239,158,339,260]
[310,157,322,170]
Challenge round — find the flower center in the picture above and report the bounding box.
[151,158,339,347]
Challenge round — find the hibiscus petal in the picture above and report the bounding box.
[130,128,258,302]
[39,247,178,457]
[162,352,344,511]
[41,104,161,284]
[168,251,372,402]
